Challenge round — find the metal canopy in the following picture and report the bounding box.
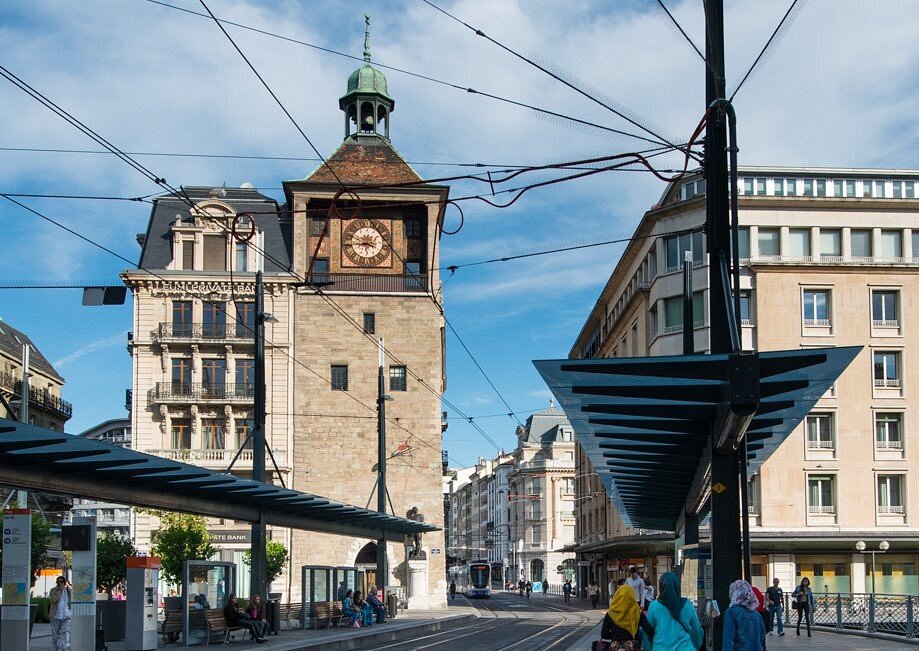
[534,346,860,532]
[0,419,438,541]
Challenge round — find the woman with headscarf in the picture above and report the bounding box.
[722,580,766,651]
[599,584,655,649]
[645,573,703,650]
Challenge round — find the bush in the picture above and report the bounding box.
[31,597,51,623]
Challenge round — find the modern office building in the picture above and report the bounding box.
[569,167,919,595]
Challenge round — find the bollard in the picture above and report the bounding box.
[907,595,914,640]
[835,593,842,630]
[868,594,876,633]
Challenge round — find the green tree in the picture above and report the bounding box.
[243,540,289,588]
[0,514,54,588]
[148,511,217,587]
[97,532,138,597]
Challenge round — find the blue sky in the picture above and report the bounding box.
[2,0,918,466]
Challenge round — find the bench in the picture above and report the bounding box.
[313,601,344,629]
[203,609,247,644]
[279,603,302,630]
[160,609,183,645]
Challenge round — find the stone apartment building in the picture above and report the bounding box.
[123,35,449,606]
[569,167,919,596]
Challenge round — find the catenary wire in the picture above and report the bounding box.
[653,0,706,62]
[729,0,803,102]
[144,0,665,147]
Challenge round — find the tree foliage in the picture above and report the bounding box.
[97,531,138,596]
[148,511,217,586]
[243,540,289,587]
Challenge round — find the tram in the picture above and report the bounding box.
[450,559,492,598]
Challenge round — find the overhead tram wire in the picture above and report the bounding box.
[653,0,706,62]
[729,0,804,102]
[419,0,690,155]
[144,0,665,147]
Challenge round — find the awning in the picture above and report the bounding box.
[0,419,438,541]
[534,347,860,532]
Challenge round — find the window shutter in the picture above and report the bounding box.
[203,234,227,270]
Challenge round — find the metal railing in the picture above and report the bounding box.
[804,318,831,327]
[806,439,835,450]
[873,319,900,328]
[877,505,905,515]
[309,272,428,293]
[807,505,836,515]
[876,439,903,450]
[874,378,902,389]
[147,382,254,404]
[0,371,73,417]
[151,322,256,342]
[784,592,918,639]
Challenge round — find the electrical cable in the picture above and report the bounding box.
[653,0,706,62]
[419,0,686,152]
[729,0,804,101]
[144,0,664,147]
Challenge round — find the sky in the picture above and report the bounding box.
[1,0,918,467]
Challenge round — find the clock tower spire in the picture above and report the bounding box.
[340,14,394,140]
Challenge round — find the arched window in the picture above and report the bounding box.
[530,559,545,582]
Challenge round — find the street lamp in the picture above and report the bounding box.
[855,540,889,595]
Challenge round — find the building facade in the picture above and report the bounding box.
[570,167,919,595]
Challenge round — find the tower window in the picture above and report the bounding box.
[389,366,407,391]
[331,365,349,391]
[363,313,375,334]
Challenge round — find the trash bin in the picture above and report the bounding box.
[387,593,398,619]
[266,596,281,635]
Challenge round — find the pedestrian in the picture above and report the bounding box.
[792,577,814,637]
[722,580,766,651]
[589,579,601,609]
[50,576,72,651]
[563,579,572,605]
[645,572,704,651]
[525,580,532,599]
[542,578,549,595]
[643,576,655,609]
[765,578,784,636]
[751,587,770,642]
[449,580,457,600]
[626,567,645,609]
[599,584,655,650]
[518,579,525,597]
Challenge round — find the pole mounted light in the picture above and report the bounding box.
[855,540,889,596]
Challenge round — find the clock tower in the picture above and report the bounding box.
[283,16,449,609]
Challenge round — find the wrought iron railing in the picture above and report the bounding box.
[147,382,254,404]
[309,272,428,293]
[873,319,900,328]
[783,592,918,639]
[876,439,903,450]
[0,371,73,417]
[806,439,835,450]
[151,322,256,342]
[874,378,902,389]
[807,504,836,514]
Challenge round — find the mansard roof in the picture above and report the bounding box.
[0,319,63,382]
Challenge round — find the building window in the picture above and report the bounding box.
[405,218,421,237]
[236,302,255,338]
[788,228,811,259]
[757,228,780,256]
[181,240,195,270]
[743,178,753,194]
[914,231,919,260]
[171,418,191,449]
[171,358,192,392]
[664,292,704,329]
[833,179,843,197]
[756,177,767,195]
[820,229,841,259]
[880,230,902,259]
[872,290,899,327]
[802,289,831,327]
[772,178,785,196]
[816,179,827,197]
[807,475,836,514]
[875,180,887,197]
[235,359,254,396]
[561,478,575,494]
[845,179,857,197]
[389,366,407,391]
[784,178,798,195]
[906,181,915,199]
[235,242,248,272]
[202,419,225,450]
[877,475,904,514]
[531,524,542,544]
[172,301,192,337]
[891,181,904,199]
[873,351,901,388]
[737,228,750,260]
[805,413,835,450]
[236,419,253,450]
[313,257,329,273]
[648,305,658,337]
[202,301,227,338]
[363,312,375,334]
[875,413,903,450]
[309,217,327,236]
[851,229,872,258]
[202,234,227,271]
[331,365,348,391]
[664,231,703,270]
[201,359,226,397]
[739,291,752,325]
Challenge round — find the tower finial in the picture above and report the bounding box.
[363,13,371,63]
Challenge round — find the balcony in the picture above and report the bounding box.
[147,383,253,406]
[874,378,901,389]
[804,318,831,327]
[876,439,903,450]
[0,371,72,418]
[308,273,428,293]
[806,440,835,450]
[516,458,574,472]
[151,323,256,344]
[877,505,905,515]
[146,447,288,469]
[807,504,836,515]
[873,319,900,328]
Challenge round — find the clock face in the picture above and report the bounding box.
[342,218,391,267]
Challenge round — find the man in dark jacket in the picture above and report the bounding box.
[223,593,266,643]
[765,578,784,636]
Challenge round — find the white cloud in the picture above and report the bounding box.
[53,331,128,368]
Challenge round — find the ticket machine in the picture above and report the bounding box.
[126,556,160,650]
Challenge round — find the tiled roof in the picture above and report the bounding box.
[306,136,421,186]
[0,319,62,381]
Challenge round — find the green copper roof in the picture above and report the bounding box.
[341,14,393,104]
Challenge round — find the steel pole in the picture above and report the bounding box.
[682,251,694,354]
[376,339,388,603]
[250,270,267,598]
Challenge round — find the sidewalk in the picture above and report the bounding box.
[28,605,479,650]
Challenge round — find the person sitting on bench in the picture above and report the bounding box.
[341,590,362,628]
[245,594,271,639]
[367,586,387,623]
[223,593,267,643]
